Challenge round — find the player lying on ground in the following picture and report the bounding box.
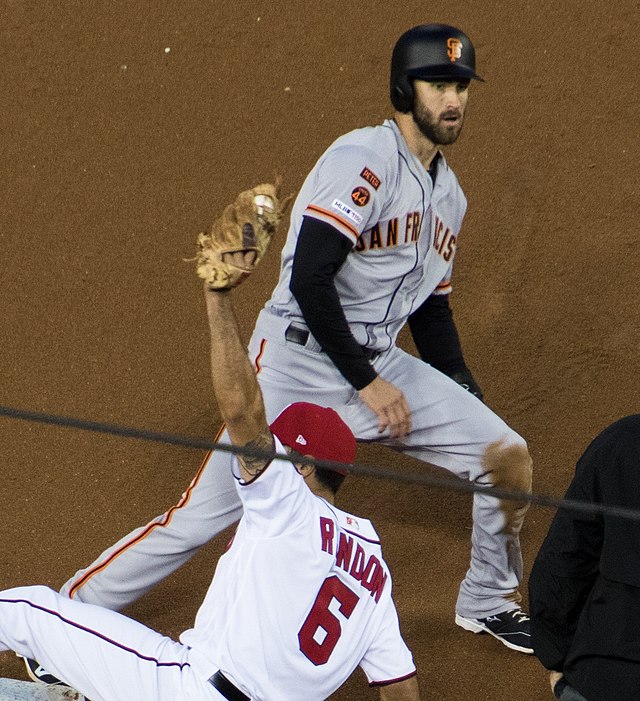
[1,211,421,700]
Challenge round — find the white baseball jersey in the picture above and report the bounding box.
[267,118,467,352]
[180,437,416,700]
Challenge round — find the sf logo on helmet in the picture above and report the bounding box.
[447,37,462,62]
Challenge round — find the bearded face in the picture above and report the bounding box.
[411,80,469,145]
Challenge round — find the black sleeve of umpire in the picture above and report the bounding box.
[407,294,467,375]
[528,452,602,671]
[289,217,377,390]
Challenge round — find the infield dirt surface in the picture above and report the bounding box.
[2,2,639,699]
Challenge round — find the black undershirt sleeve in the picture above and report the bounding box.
[289,217,377,390]
[407,294,467,375]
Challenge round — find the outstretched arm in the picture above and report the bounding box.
[197,181,292,480]
[204,283,273,481]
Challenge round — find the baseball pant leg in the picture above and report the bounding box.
[60,443,243,609]
[248,313,357,412]
[0,586,208,701]
[340,348,532,618]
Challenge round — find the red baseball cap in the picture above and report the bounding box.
[269,402,356,475]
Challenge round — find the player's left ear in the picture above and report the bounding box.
[286,446,313,478]
[295,461,315,480]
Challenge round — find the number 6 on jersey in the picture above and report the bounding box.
[298,576,359,665]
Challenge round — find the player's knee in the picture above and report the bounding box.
[481,438,532,535]
[482,436,532,495]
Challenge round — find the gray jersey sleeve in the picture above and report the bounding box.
[302,144,389,243]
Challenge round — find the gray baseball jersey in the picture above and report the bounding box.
[267,119,463,351]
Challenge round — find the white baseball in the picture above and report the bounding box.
[254,195,275,215]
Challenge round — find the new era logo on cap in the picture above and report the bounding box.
[295,434,308,446]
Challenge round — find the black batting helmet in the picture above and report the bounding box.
[390,23,483,112]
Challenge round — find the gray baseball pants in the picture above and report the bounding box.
[61,309,532,619]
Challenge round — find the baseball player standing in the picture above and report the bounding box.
[24,23,534,686]
[3,248,420,699]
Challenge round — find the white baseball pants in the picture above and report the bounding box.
[0,586,223,701]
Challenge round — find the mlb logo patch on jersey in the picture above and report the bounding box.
[332,199,363,226]
[360,167,381,190]
[346,516,360,530]
[351,186,370,207]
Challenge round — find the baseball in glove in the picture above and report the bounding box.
[194,181,293,290]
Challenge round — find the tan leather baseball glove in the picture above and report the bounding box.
[195,181,293,290]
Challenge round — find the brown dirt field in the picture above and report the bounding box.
[1,1,639,699]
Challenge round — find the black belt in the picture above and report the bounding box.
[285,324,380,361]
[208,671,249,701]
[284,325,310,346]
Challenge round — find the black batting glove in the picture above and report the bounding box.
[449,369,484,402]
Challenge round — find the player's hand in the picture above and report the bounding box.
[358,376,412,439]
[549,671,564,697]
[222,250,258,270]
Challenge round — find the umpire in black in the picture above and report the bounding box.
[529,414,640,701]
